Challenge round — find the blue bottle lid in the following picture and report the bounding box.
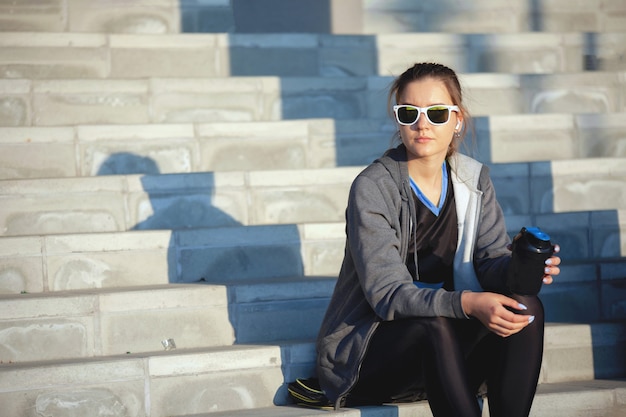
[525,226,550,242]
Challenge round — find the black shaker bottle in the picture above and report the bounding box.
[507,227,554,295]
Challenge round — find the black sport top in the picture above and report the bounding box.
[406,162,458,291]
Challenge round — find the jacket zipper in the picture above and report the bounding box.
[333,319,380,410]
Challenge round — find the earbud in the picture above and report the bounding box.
[455,121,461,130]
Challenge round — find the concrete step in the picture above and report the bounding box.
[489,158,626,216]
[0,344,288,417]
[0,278,336,362]
[0,0,189,34]
[1,32,625,79]
[2,0,625,34]
[473,113,626,164]
[0,284,234,362]
[172,379,626,417]
[363,0,626,34]
[0,168,359,236]
[1,323,625,417]
[1,112,625,180]
[1,72,624,127]
[0,119,369,179]
[2,222,626,321]
[2,269,626,366]
[1,159,626,236]
[0,225,345,293]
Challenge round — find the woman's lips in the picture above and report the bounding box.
[414,136,433,143]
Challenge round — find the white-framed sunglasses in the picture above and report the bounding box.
[393,104,460,126]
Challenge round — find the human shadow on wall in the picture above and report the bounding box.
[97,152,283,284]
[98,152,328,410]
[99,152,282,279]
[96,152,317,342]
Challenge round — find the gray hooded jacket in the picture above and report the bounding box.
[315,145,512,408]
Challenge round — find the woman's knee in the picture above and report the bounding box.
[514,295,544,319]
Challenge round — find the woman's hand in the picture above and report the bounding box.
[542,244,561,285]
[461,292,534,338]
[506,243,562,285]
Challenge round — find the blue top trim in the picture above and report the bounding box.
[409,161,448,216]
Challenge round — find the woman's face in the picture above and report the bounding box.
[396,77,462,163]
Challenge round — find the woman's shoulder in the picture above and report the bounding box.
[349,153,407,202]
[356,147,404,180]
[449,153,486,186]
[449,152,482,170]
[352,161,395,193]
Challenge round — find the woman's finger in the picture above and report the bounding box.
[545,256,561,266]
[490,319,529,337]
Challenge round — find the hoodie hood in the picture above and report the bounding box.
[375,144,409,190]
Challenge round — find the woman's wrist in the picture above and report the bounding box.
[460,291,474,318]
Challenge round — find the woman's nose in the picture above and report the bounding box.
[413,111,430,129]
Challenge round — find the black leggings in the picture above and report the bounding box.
[347,294,544,417]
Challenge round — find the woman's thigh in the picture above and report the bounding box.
[349,316,488,404]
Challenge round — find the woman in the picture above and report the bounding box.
[314,63,561,416]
